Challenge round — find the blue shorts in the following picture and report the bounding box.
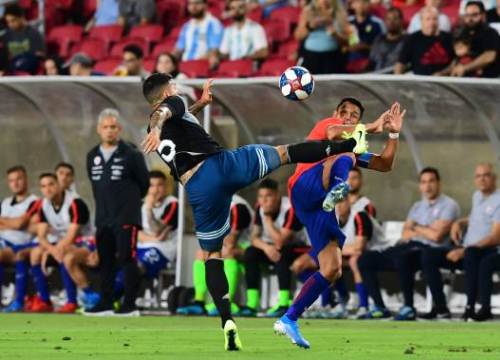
[186,145,281,252]
[291,162,346,262]
[137,247,169,278]
[0,238,35,253]
[75,236,97,252]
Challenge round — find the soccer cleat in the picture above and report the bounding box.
[419,307,451,320]
[176,303,206,316]
[274,315,310,349]
[3,300,24,313]
[472,307,493,322]
[394,306,416,321]
[82,301,114,316]
[30,299,53,313]
[114,305,140,317]
[56,302,78,314]
[325,304,348,319]
[322,181,350,212]
[354,306,369,319]
[342,124,368,154]
[358,306,391,319]
[223,320,242,351]
[81,291,101,311]
[24,295,37,311]
[266,305,289,318]
[236,306,257,317]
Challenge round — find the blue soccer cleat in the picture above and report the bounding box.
[358,305,391,319]
[176,303,206,315]
[394,306,417,321]
[322,181,350,212]
[3,300,24,313]
[274,315,310,349]
[81,291,101,311]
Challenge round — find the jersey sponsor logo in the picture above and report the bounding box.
[158,139,177,163]
[94,156,102,165]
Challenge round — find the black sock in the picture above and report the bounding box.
[286,139,356,164]
[205,258,233,328]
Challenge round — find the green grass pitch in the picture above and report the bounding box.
[1,314,499,360]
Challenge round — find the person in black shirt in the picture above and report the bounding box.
[140,73,369,351]
[395,6,453,75]
[446,1,500,77]
[486,0,500,23]
[84,108,149,316]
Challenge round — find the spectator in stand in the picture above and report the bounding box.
[448,163,500,321]
[118,0,156,30]
[154,52,186,79]
[251,0,288,19]
[459,0,495,16]
[115,44,150,77]
[218,0,268,63]
[486,0,500,24]
[174,0,224,69]
[369,7,406,71]
[447,32,484,76]
[347,0,385,64]
[43,56,64,75]
[395,6,453,75]
[65,53,102,76]
[84,0,120,33]
[446,1,500,77]
[1,4,45,74]
[295,0,349,74]
[408,0,451,34]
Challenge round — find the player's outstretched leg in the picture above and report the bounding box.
[274,241,342,349]
[205,256,242,351]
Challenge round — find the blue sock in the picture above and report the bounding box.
[329,155,354,190]
[60,264,77,304]
[355,282,369,308]
[335,277,349,304]
[14,261,29,304]
[31,265,50,302]
[297,270,315,283]
[114,270,124,298]
[286,272,331,321]
[320,287,332,307]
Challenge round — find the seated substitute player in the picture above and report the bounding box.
[140,73,369,351]
[30,173,93,313]
[136,170,179,280]
[55,162,77,195]
[358,167,459,321]
[0,165,40,312]
[273,100,406,348]
[177,193,253,316]
[238,178,308,318]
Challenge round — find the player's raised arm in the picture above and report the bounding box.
[189,79,213,116]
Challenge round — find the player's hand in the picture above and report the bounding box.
[446,248,465,263]
[451,64,466,77]
[384,102,406,134]
[52,244,64,263]
[368,110,390,134]
[200,78,213,105]
[142,127,161,154]
[144,193,156,209]
[264,244,281,263]
[450,221,463,245]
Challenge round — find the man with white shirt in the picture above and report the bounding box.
[218,0,268,62]
[449,163,500,321]
[174,0,224,69]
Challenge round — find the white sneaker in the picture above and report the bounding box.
[325,304,348,319]
[355,307,369,319]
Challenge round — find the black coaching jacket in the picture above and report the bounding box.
[87,140,149,228]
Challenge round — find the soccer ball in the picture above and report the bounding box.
[279,66,315,101]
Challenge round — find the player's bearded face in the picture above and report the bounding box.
[258,189,280,215]
[7,171,27,195]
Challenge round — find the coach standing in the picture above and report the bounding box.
[85,108,149,316]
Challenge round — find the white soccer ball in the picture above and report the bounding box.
[279,66,315,101]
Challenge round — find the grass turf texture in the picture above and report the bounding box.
[1,314,500,359]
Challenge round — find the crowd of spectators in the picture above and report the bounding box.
[0,0,498,77]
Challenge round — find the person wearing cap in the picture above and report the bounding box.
[66,53,104,76]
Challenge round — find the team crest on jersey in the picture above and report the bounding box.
[94,156,102,165]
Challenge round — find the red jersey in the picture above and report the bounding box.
[288,117,343,193]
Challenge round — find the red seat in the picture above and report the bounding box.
[72,38,107,61]
[277,39,300,59]
[256,59,294,76]
[269,6,301,33]
[83,0,97,20]
[370,4,387,19]
[88,25,124,50]
[216,60,254,78]
[110,39,150,57]
[152,39,177,57]
[143,58,157,73]
[47,25,83,57]
[167,25,183,39]
[400,5,422,27]
[93,58,121,75]
[128,24,164,47]
[441,4,460,28]
[46,0,73,9]
[179,60,210,78]
[157,0,186,32]
[248,6,263,22]
[346,58,370,74]
[263,19,290,46]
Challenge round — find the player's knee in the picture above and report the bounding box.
[30,247,42,264]
[195,249,205,260]
[63,252,76,267]
[322,262,342,282]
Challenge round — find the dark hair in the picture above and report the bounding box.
[350,167,362,176]
[123,44,144,59]
[258,178,279,191]
[55,162,75,175]
[149,170,167,180]
[6,165,27,175]
[4,4,25,18]
[337,97,365,119]
[154,52,179,78]
[465,0,485,12]
[142,72,173,104]
[44,56,64,75]
[419,167,440,181]
[39,172,58,181]
[386,7,403,20]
